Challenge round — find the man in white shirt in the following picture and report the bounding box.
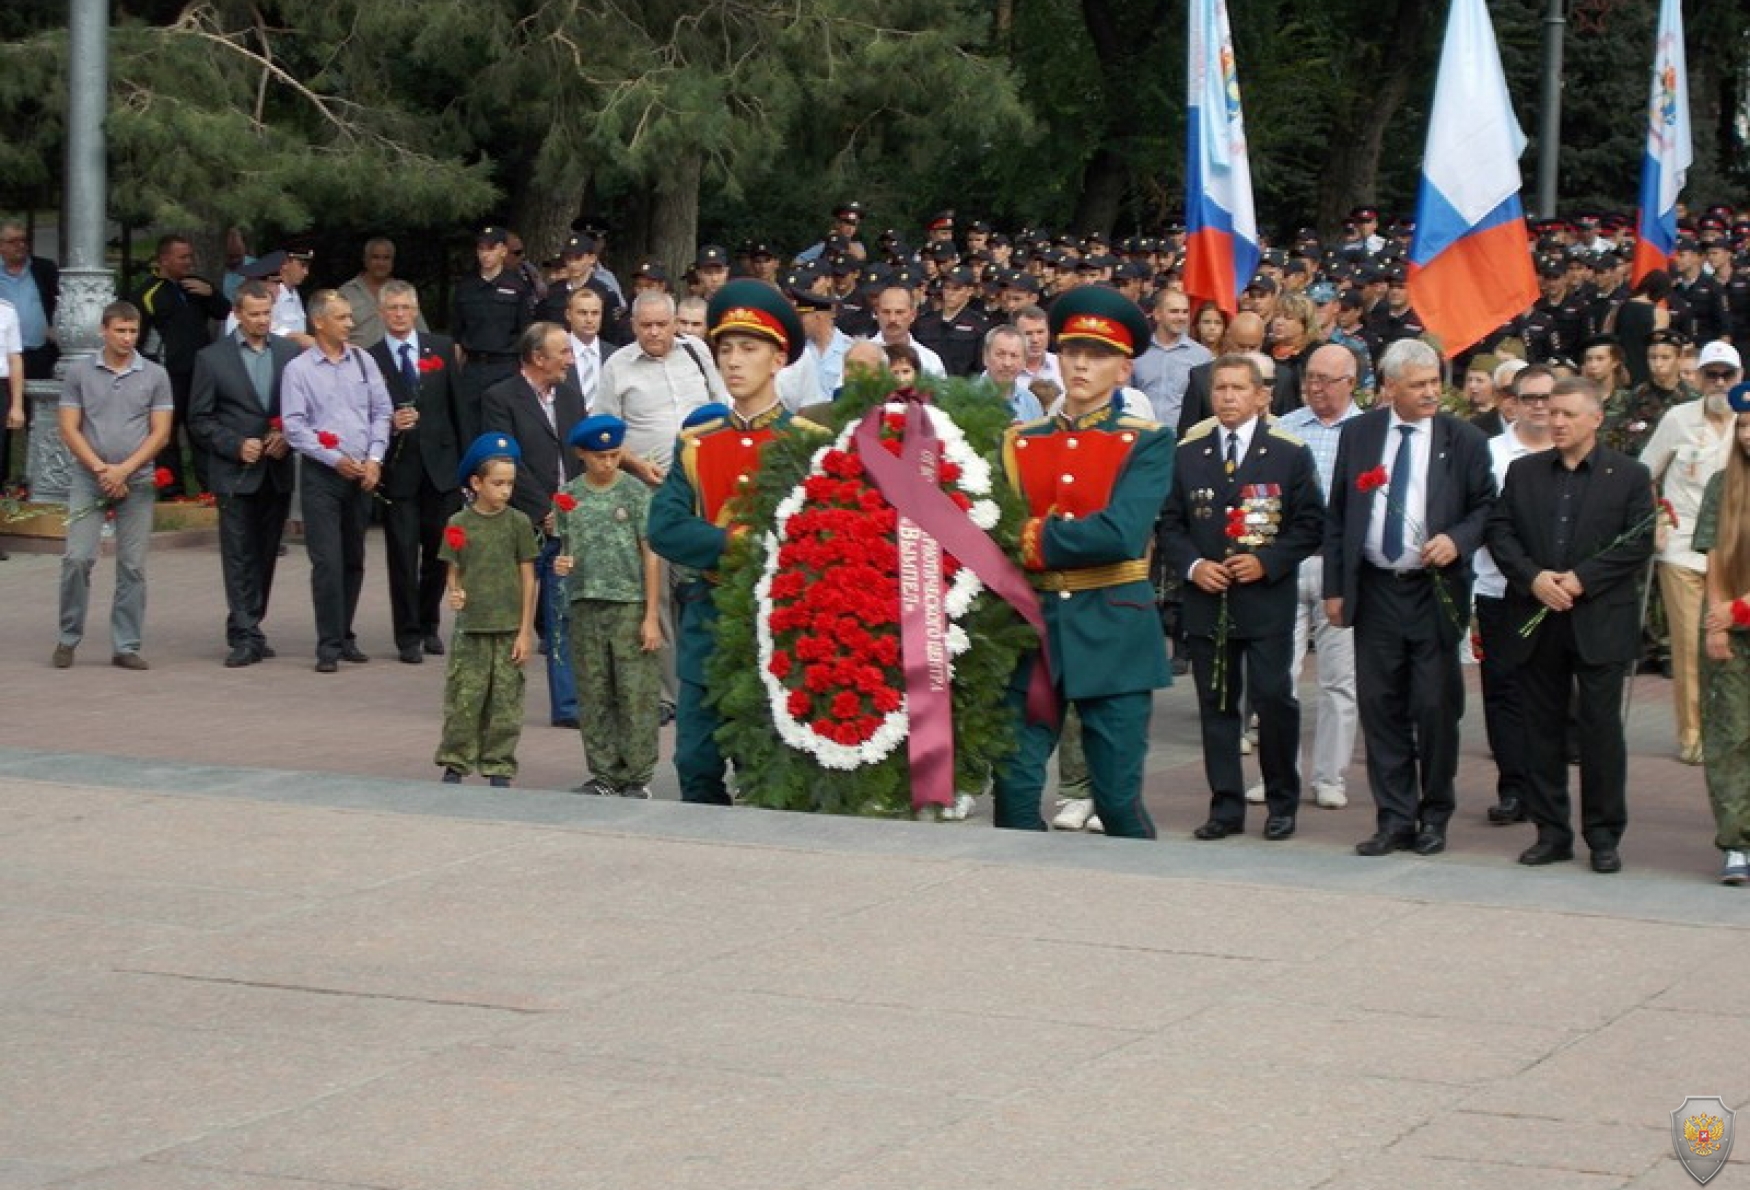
[564,287,606,410]
[864,284,946,378]
[1471,364,1555,823]
[1014,305,1062,397]
[1640,340,1740,764]
[594,291,727,487]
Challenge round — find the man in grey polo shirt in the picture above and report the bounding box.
[55,299,173,670]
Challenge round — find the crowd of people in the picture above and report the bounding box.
[7,196,1750,883]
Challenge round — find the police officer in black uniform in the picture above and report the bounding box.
[452,226,534,442]
[1670,236,1729,344]
[912,265,990,377]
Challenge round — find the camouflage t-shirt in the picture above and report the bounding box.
[438,503,538,633]
[557,472,650,605]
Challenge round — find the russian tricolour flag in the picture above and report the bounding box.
[1406,0,1538,358]
[1183,0,1258,316]
[1631,0,1691,286]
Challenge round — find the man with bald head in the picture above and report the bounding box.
[1273,342,1367,808]
[1176,311,1300,438]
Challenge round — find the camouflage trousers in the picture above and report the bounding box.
[1703,629,1750,850]
[1057,705,1090,796]
[435,631,526,779]
[568,600,661,789]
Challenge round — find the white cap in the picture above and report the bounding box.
[1697,341,1742,371]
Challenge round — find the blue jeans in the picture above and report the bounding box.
[536,534,578,724]
[60,471,156,655]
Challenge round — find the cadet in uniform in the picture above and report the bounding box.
[452,226,534,442]
[991,286,1177,838]
[648,280,822,805]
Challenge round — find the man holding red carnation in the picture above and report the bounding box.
[54,299,173,670]
[991,285,1176,839]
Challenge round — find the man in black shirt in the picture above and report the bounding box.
[132,234,230,497]
[451,226,534,442]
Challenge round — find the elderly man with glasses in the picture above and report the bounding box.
[1639,340,1742,765]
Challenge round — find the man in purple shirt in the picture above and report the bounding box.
[280,289,392,671]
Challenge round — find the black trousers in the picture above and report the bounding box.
[216,486,291,651]
[1354,566,1464,835]
[1519,614,1629,851]
[301,461,369,661]
[1474,595,1530,803]
[1186,627,1300,824]
[383,477,461,648]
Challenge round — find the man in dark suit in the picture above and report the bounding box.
[1324,338,1495,857]
[369,281,462,664]
[189,280,301,666]
[1175,312,1300,438]
[481,321,585,726]
[1160,354,1325,841]
[1485,376,1654,873]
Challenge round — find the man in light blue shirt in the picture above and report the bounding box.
[978,324,1043,422]
[1131,287,1210,427]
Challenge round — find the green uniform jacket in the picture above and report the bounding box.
[1002,403,1176,700]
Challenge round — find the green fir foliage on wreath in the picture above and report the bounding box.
[706,374,1040,817]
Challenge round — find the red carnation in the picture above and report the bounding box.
[831,690,863,719]
[787,690,812,718]
[872,687,902,714]
[152,466,173,489]
[317,430,341,450]
[416,354,445,374]
[268,417,283,432]
[880,438,903,456]
[883,412,906,432]
[553,492,578,512]
[444,525,467,551]
[1660,497,1679,528]
[1734,598,1750,628]
[1356,465,1388,492]
[767,652,793,678]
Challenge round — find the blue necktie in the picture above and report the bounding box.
[1224,431,1238,478]
[1383,424,1414,562]
[398,342,419,391]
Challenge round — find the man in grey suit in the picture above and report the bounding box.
[189,280,302,666]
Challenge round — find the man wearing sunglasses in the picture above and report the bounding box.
[1639,341,1741,765]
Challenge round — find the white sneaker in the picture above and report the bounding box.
[1314,783,1349,809]
[1244,781,1266,805]
[1085,814,1104,834]
[1721,850,1749,886]
[939,792,976,822]
[1052,796,1096,831]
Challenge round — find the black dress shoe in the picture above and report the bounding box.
[1412,828,1447,856]
[1355,831,1414,856]
[1518,841,1575,866]
[398,644,424,664]
[314,657,339,673]
[423,634,445,656]
[1590,847,1622,874]
[224,645,257,668]
[1193,819,1244,840]
[1487,797,1527,824]
[1263,815,1296,841]
[339,645,370,663]
[257,643,276,659]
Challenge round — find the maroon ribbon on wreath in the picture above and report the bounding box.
[852,394,1058,811]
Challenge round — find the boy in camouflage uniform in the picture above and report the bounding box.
[554,414,664,798]
[435,433,538,786]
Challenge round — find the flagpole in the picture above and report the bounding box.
[1534,0,1566,218]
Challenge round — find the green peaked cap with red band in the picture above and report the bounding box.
[707,279,806,365]
[1048,285,1151,358]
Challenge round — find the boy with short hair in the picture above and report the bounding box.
[436,433,538,787]
[554,413,664,798]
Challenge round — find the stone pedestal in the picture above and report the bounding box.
[26,265,115,503]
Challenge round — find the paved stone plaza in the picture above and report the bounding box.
[1,530,1748,1188]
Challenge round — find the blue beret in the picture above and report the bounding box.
[568,414,627,451]
[1730,382,1750,414]
[683,403,731,430]
[457,432,521,487]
